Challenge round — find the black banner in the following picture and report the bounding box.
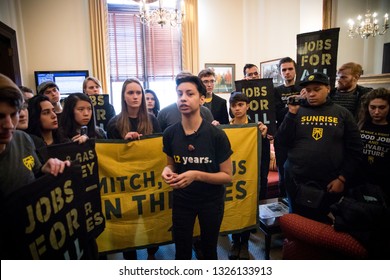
[88,94,116,131]
[234,78,276,135]
[46,140,105,240]
[1,166,95,259]
[296,28,340,89]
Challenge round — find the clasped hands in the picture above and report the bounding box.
[162,167,195,189]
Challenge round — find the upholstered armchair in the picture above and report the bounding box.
[279,213,368,259]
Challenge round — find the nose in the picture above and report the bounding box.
[179,95,186,102]
[2,115,14,129]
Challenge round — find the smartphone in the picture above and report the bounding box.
[80,126,88,135]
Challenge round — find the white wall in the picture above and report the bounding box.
[0,0,92,90]
[333,0,390,74]
[198,0,322,80]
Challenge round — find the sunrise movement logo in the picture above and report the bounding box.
[312,127,323,140]
[23,155,35,171]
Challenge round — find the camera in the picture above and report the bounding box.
[80,126,88,135]
[287,96,305,106]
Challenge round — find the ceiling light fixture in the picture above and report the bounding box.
[137,0,184,28]
[348,10,389,39]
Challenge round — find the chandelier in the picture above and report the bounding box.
[348,11,389,39]
[136,0,184,27]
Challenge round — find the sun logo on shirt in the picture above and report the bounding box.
[23,155,35,171]
[312,127,323,141]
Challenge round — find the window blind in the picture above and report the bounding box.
[108,4,182,83]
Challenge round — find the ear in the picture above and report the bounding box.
[200,94,205,105]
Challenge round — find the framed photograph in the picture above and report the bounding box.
[260,58,283,85]
[204,63,235,93]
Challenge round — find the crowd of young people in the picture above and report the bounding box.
[1,58,389,260]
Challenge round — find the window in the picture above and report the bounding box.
[107,0,182,111]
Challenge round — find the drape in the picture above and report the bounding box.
[88,0,110,94]
[181,0,199,75]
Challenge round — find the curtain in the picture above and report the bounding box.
[181,0,199,75]
[88,0,110,94]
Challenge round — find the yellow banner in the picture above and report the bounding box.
[96,125,260,253]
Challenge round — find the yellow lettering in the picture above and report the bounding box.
[254,87,261,97]
[97,95,104,106]
[324,39,332,50]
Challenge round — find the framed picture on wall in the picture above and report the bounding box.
[205,63,235,93]
[260,58,283,85]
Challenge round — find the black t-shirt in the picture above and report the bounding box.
[107,113,161,139]
[360,122,390,194]
[274,84,302,127]
[163,120,233,203]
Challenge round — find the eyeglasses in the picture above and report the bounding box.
[202,79,215,85]
[246,72,259,77]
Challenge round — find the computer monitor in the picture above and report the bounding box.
[34,70,89,96]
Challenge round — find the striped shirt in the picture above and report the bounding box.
[331,90,358,116]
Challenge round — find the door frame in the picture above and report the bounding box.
[0,21,21,85]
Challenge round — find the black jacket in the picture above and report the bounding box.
[203,93,229,124]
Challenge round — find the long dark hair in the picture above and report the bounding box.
[116,78,152,138]
[26,95,60,141]
[59,92,100,139]
[145,89,160,117]
[358,87,390,129]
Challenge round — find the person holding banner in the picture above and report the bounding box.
[107,78,161,140]
[162,75,233,260]
[83,76,116,130]
[274,57,303,126]
[238,63,272,198]
[277,72,362,223]
[59,93,106,143]
[0,73,71,199]
[243,63,260,80]
[26,95,69,161]
[273,57,303,198]
[228,92,269,260]
[106,78,161,259]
